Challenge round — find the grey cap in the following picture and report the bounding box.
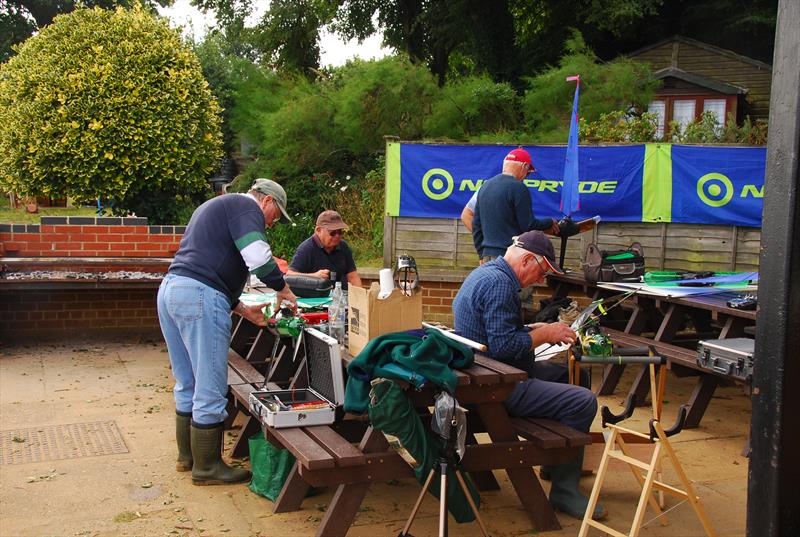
[250,178,292,222]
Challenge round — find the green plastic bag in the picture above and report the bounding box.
[248,434,295,502]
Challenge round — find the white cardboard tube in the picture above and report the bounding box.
[378,268,395,299]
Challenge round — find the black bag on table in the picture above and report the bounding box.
[283,275,333,298]
[584,242,645,283]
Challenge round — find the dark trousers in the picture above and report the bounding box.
[503,361,597,432]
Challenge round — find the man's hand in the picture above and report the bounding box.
[314,269,330,279]
[236,302,269,327]
[547,219,561,236]
[277,285,298,313]
[529,322,576,347]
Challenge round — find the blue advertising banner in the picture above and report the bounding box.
[386,142,765,227]
[670,145,766,227]
[396,144,646,222]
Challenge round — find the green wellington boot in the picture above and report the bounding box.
[175,412,193,472]
[190,423,251,486]
[543,448,608,521]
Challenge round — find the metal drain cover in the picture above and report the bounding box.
[0,420,128,465]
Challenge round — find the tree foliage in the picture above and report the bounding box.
[425,76,520,139]
[0,0,171,62]
[0,5,222,223]
[521,31,658,141]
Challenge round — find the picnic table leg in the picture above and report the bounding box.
[598,364,626,395]
[629,365,652,407]
[718,316,748,339]
[316,427,389,537]
[230,415,261,458]
[655,304,687,342]
[683,375,720,429]
[477,401,561,532]
[273,462,310,513]
[465,431,501,491]
[223,393,237,429]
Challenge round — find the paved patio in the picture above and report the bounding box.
[0,340,748,536]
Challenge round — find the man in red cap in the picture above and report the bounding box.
[470,147,560,263]
[288,210,363,290]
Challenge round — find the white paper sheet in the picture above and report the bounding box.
[534,342,570,361]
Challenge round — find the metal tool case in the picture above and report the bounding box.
[249,327,346,428]
[696,337,754,382]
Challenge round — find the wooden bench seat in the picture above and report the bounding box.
[603,327,700,373]
[511,418,592,449]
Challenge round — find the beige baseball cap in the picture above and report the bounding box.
[250,178,291,222]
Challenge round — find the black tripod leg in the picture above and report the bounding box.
[398,467,437,537]
[439,461,449,537]
[455,469,490,537]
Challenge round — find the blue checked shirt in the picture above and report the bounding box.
[453,257,535,376]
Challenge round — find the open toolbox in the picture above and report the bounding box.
[249,326,346,428]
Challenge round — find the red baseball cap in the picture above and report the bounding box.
[504,148,532,167]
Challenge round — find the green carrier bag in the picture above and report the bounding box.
[248,434,295,502]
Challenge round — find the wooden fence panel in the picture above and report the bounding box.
[386,217,761,275]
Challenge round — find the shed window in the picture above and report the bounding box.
[648,100,666,140]
[703,99,727,131]
[672,100,696,132]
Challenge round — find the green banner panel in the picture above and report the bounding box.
[385,142,401,216]
[642,143,673,222]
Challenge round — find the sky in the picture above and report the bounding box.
[157,0,392,67]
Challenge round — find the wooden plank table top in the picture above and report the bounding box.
[545,271,755,428]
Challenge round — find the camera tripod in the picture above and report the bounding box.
[397,416,489,537]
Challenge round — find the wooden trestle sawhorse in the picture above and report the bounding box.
[570,345,717,537]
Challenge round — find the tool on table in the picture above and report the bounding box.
[726,294,757,310]
[556,215,601,269]
[395,254,420,296]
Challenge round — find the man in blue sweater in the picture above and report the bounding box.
[453,230,606,520]
[472,148,560,262]
[157,178,297,486]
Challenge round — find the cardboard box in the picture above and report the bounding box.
[347,283,423,356]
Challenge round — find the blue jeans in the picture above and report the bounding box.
[157,274,233,426]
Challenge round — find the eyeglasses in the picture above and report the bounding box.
[328,229,343,237]
[533,255,552,274]
[527,163,536,173]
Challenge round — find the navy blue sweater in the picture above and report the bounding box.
[169,193,285,307]
[472,174,553,258]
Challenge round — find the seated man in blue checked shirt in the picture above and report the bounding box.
[453,230,606,521]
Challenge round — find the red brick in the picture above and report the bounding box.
[114,226,147,233]
[81,225,110,234]
[95,234,126,242]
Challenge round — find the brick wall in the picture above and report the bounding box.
[0,216,179,341]
[1,216,551,339]
[0,216,183,257]
[0,287,162,341]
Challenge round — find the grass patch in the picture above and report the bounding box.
[0,196,98,224]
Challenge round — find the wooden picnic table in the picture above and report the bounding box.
[225,315,591,535]
[547,271,756,428]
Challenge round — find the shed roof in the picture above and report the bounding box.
[653,67,748,95]
[628,35,772,71]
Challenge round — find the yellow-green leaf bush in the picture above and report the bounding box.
[0,6,222,220]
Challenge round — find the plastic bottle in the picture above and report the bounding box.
[329,281,346,345]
